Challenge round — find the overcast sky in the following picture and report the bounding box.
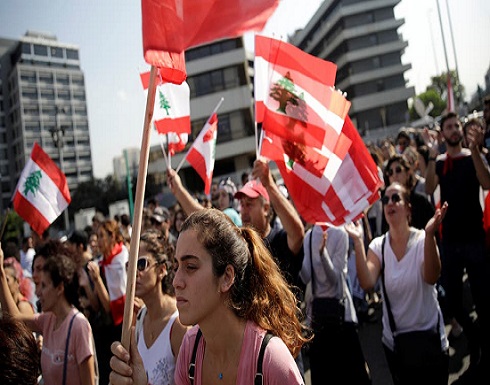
[1,0,488,178]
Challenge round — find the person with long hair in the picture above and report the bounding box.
[346,183,449,384]
[87,219,128,385]
[133,229,188,385]
[109,209,308,385]
[0,244,96,385]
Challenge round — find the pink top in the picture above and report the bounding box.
[175,320,304,385]
[34,307,95,385]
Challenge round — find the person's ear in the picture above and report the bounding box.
[219,264,235,293]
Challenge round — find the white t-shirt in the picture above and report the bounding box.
[369,229,448,351]
[136,308,178,385]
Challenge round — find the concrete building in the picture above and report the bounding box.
[113,147,139,182]
[0,31,93,213]
[290,0,414,140]
[148,37,255,193]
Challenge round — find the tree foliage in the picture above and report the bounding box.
[409,89,447,120]
[428,70,465,107]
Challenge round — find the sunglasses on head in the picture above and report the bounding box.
[125,256,159,272]
[381,192,402,205]
[386,166,404,177]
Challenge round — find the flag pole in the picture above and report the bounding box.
[121,65,158,350]
[175,97,224,173]
[159,139,169,169]
[0,208,10,240]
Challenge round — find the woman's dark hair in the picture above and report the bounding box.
[0,316,40,385]
[43,254,80,308]
[140,229,175,296]
[384,154,415,190]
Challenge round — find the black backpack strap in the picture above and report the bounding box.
[254,332,274,385]
[188,328,202,385]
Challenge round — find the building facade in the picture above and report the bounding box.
[291,0,414,138]
[0,31,93,214]
[148,37,256,193]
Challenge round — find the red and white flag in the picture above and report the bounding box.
[260,117,382,226]
[141,70,191,135]
[447,74,455,112]
[12,143,71,235]
[167,132,189,155]
[142,0,279,59]
[186,113,218,194]
[254,35,349,151]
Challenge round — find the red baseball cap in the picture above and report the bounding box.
[235,180,269,202]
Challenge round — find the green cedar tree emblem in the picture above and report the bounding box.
[159,90,171,116]
[269,71,305,114]
[23,170,42,197]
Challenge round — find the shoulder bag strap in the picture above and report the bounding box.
[308,230,316,297]
[254,332,274,385]
[188,328,202,385]
[63,311,79,385]
[380,235,398,336]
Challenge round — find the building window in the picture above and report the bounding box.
[72,76,84,86]
[56,75,69,85]
[39,72,54,84]
[50,47,64,59]
[33,44,48,56]
[66,49,79,60]
[22,43,31,54]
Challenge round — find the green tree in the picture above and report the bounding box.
[1,210,24,243]
[409,89,446,120]
[428,70,465,107]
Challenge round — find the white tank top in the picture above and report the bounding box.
[136,308,179,385]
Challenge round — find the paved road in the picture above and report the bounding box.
[303,305,470,385]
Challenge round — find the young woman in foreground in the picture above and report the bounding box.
[110,209,308,385]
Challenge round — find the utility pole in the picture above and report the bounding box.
[51,105,70,231]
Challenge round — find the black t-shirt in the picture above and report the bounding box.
[436,154,485,242]
[264,226,305,296]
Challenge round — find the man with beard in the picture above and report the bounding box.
[426,111,490,383]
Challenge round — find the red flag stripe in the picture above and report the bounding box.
[32,143,71,204]
[142,0,279,56]
[12,191,51,236]
[186,147,211,194]
[154,116,191,134]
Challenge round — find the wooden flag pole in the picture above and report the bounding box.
[121,65,158,349]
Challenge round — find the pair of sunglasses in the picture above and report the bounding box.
[386,166,404,177]
[381,193,402,205]
[125,256,160,272]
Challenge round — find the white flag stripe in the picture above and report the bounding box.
[153,81,190,120]
[17,159,69,223]
[255,57,345,134]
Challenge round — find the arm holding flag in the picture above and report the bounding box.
[167,168,205,216]
[252,159,304,254]
[0,243,39,332]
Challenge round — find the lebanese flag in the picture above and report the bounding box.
[185,113,218,194]
[141,70,191,135]
[255,35,348,151]
[168,132,189,155]
[101,242,128,326]
[12,143,71,236]
[142,0,279,58]
[447,74,455,112]
[260,117,382,226]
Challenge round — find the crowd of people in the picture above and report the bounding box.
[1,101,490,385]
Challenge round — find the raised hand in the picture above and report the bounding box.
[425,201,448,236]
[345,221,364,241]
